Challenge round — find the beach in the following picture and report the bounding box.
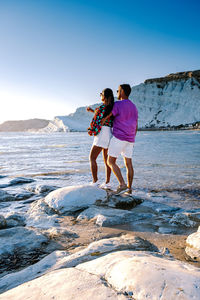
[0,130,200,298]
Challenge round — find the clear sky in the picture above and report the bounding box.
[0,0,199,123]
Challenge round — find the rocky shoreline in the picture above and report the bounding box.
[139,121,200,131]
[0,183,200,299]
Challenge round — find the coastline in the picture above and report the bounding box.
[52,216,200,269]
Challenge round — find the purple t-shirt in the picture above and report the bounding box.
[112,99,138,142]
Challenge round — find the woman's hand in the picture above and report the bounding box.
[86,107,94,113]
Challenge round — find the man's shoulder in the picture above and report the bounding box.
[127,99,137,109]
[113,100,120,106]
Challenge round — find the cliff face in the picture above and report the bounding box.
[45,70,199,131]
[131,70,200,128]
[1,70,199,132]
[144,70,200,84]
[41,104,99,132]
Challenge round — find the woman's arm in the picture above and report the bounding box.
[86,107,95,113]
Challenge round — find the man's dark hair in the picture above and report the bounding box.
[120,84,132,97]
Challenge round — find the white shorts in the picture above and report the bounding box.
[108,136,134,158]
[92,126,112,149]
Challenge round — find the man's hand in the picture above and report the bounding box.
[101,112,113,125]
[101,117,106,125]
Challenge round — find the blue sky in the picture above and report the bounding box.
[0,0,199,123]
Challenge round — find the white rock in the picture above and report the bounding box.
[0,268,127,300]
[77,251,200,300]
[185,226,200,260]
[26,198,59,229]
[77,205,134,226]
[0,235,156,293]
[3,250,199,300]
[44,185,107,214]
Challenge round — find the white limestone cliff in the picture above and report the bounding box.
[41,70,200,132]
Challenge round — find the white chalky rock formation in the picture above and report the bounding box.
[130,71,200,128]
[40,70,200,132]
[77,251,200,300]
[185,226,200,261]
[1,250,200,299]
[0,268,127,300]
[0,235,156,294]
[44,185,107,214]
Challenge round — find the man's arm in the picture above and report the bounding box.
[101,112,113,125]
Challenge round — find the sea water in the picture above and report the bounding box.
[0,130,200,211]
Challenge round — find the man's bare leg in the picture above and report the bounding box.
[89,146,102,182]
[108,156,126,187]
[102,148,111,184]
[124,157,134,190]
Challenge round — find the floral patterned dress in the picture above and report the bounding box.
[88,104,113,136]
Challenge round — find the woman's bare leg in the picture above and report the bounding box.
[89,145,102,182]
[102,148,111,183]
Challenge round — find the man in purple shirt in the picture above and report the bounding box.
[107,84,138,194]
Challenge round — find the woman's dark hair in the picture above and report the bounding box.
[102,88,114,117]
[120,84,131,97]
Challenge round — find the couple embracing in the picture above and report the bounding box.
[87,84,138,194]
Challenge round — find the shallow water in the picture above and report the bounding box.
[0,130,200,210]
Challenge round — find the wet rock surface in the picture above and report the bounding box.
[0,227,49,277]
[0,190,15,202]
[9,177,35,186]
[5,214,26,228]
[0,216,6,229]
[14,191,35,201]
[0,184,200,299]
[77,206,136,226]
[26,184,58,196]
[105,192,143,209]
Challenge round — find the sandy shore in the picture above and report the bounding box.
[51,216,200,269]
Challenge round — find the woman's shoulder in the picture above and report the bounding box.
[97,104,105,111]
